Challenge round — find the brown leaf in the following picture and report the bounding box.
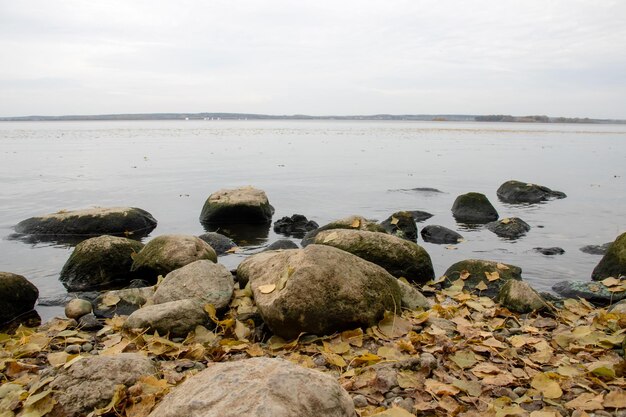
[603,389,626,408]
[531,373,562,399]
[258,284,276,294]
[425,379,460,396]
[485,271,500,281]
[564,393,604,410]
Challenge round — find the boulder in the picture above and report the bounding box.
[486,217,530,239]
[497,180,566,204]
[313,229,435,284]
[380,211,418,241]
[59,235,144,291]
[591,232,626,281]
[124,298,208,337]
[14,206,157,240]
[496,280,549,313]
[451,192,499,224]
[273,214,319,238]
[198,232,237,255]
[93,286,154,318]
[64,298,92,320]
[580,243,612,255]
[442,259,522,298]
[264,239,299,251]
[552,280,626,306]
[200,186,274,225]
[608,299,626,314]
[148,357,355,417]
[49,353,156,417]
[301,215,387,247]
[534,247,565,256]
[237,244,402,339]
[131,234,217,279]
[0,272,39,324]
[398,280,430,310]
[152,260,234,309]
[421,225,463,244]
[409,210,434,222]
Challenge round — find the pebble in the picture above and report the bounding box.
[419,352,437,372]
[78,313,102,330]
[390,397,414,412]
[313,355,328,367]
[512,387,527,396]
[352,394,368,408]
[64,344,81,354]
[65,298,92,320]
[81,343,93,352]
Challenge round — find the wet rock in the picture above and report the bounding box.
[198,232,237,255]
[131,234,217,279]
[14,206,157,242]
[421,225,463,244]
[534,247,565,256]
[409,210,434,222]
[59,235,144,291]
[580,242,612,255]
[380,211,418,241]
[93,286,155,318]
[451,192,499,224]
[398,280,431,310]
[124,298,208,337]
[64,298,92,319]
[200,186,274,225]
[0,272,39,324]
[496,280,549,313]
[49,353,156,417]
[353,394,369,408]
[441,259,522,298]
[148,357,355,417]
[591,232,626,281]
[273,214,318,238]
[301,215,387,247]
[552,280,626,306]
[237,244,402,339]
[263,239,299,251]
[486,217,530,239]
[497,180,566,204]
[313,229,435,284]
[152,260,234,309]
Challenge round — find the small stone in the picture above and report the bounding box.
[65,298,93,319]
[352,394,368,408]
[391,397,414,413]
[419,353,437,373]
[65,344,81,354]
[313,356,328,367]
[492,387,518,400]
[82,343,93,352]
[512,387,527,396]
[78,313,102,330]
[384,391,397,400]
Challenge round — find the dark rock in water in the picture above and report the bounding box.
[497,180,566,204]
[204,223,270,246]
[263,239,299,251]
[380,211,418,241]
[534,247,565,256]
[441,259,522,298]
[486,217,530,239]
[0,272,39,324]
[411,187,443,193]
[126,279,152,288]
[273,214,318,238]
[592,232,626,281]
[451,192,499,224]
[13,207,157,242]
[200,186,274,225]
[198,232,237,255]
[552,280,626,306]
[409,210,434,223]
[60,235,145,291]
[580,243,612,255]
[301,215,387,247]
[421,225,463,244]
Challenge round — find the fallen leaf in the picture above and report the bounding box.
[475,281,489,292]
[564,393,604,410]
[390,217,399,225]
[531,373,562,399]
[258,284,276,294]
[369,406,415,417]
[485,271,500,281]
[496,263,510,270]
[351,219,361,228]
[501,218,511,224]
[602,277,621,287]
[425,379,460,396]
[450,350,478,369]
[604,389,626,408]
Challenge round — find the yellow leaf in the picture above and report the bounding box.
[258,284,276,294]
[377,346,404,360]
[377,312,412,339]
[452,378,482,397]
[397,370,421,389]
[19,395,56,417]
[450,350,478,369]
[341,328,363,347]
[602,277,621,287]
[531,373,562,399]
[485,271,500,281]
[460,270,471,280]
[369,406,415,417]
[100,293,121,307]
[604,389,626,408]
[501,218,511,224]
[390,216,399,225]
[564,393,604,410]
[425,379,460,396]
[475,281,489,292]
[496,263,510,270]
[47,352,69,368]
[322,352,347,368]
[351,218,361,228]
[351,353,381,366]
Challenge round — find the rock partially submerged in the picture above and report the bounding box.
[0,272,39,324]
[237,244,402,339]
[486,217,530,239]
[14,207,157,241]
[420,225,463,244]
[301,215,387,247]
[200,186,274,225]
[198,232,237,255]
[273,214,318,238]
[591,232,626,281]
[534,247,565,256]
[552,280,626,306]
[148,357,355,417]
[497,180,566,204]
[442,259,522,298]
[59,235,144,291]
[379,211,418,241]
[451,192,499,224]
[313,229,435,284]
[409,210,434,223]
[580,242,612,255]
[263,239,299,251]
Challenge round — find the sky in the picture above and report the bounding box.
[1,0,625,118]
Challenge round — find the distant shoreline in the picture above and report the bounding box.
[1,112,625,124]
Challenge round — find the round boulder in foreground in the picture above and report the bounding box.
[148,357,355,417]
[200,186,274,225]
[497,180,566,204]
[0,272,39,324]
[14,206,157,239]
[451,192,499,224]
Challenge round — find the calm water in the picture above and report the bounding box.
[1,120,625,319]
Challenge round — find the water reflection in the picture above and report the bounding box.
[202,222,270,246]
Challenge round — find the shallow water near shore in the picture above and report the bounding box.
[1,120,625,321]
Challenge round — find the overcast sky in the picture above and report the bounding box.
[1,0,625,118]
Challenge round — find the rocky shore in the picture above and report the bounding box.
[2,183,626,417]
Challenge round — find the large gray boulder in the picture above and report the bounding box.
[301,215,387,247]
[379,211,418,241]
[49,353,156,417]
[200,186,274,225]
[313,229,435,284]
[14,206,157,239]
[486,217,530,239]
[59,235,144,291]
[442,259,522,298]
[451,192,499,224]
[497,180,566,204]
[0,272,39,324]
[148,357,355,417]
[131,234,217,279]
[591,232,626,281]
[152,260,234,309]
[124,298,208,337]
[237,244,402,339]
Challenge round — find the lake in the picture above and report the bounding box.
[1,120,625,320]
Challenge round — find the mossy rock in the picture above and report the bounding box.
[496,280,548,313]
[442,259,522,298]
[198,232,237,255]
[486,217,530,239]
[200,186,274,225]
[0,272,39,324]
[591,232,626,281]
[379,211,418,241]
[497,180,566,204]
[301,215,387,247]
[421,225,464,244]
[552,280,626,306]
[451,193,498,224]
